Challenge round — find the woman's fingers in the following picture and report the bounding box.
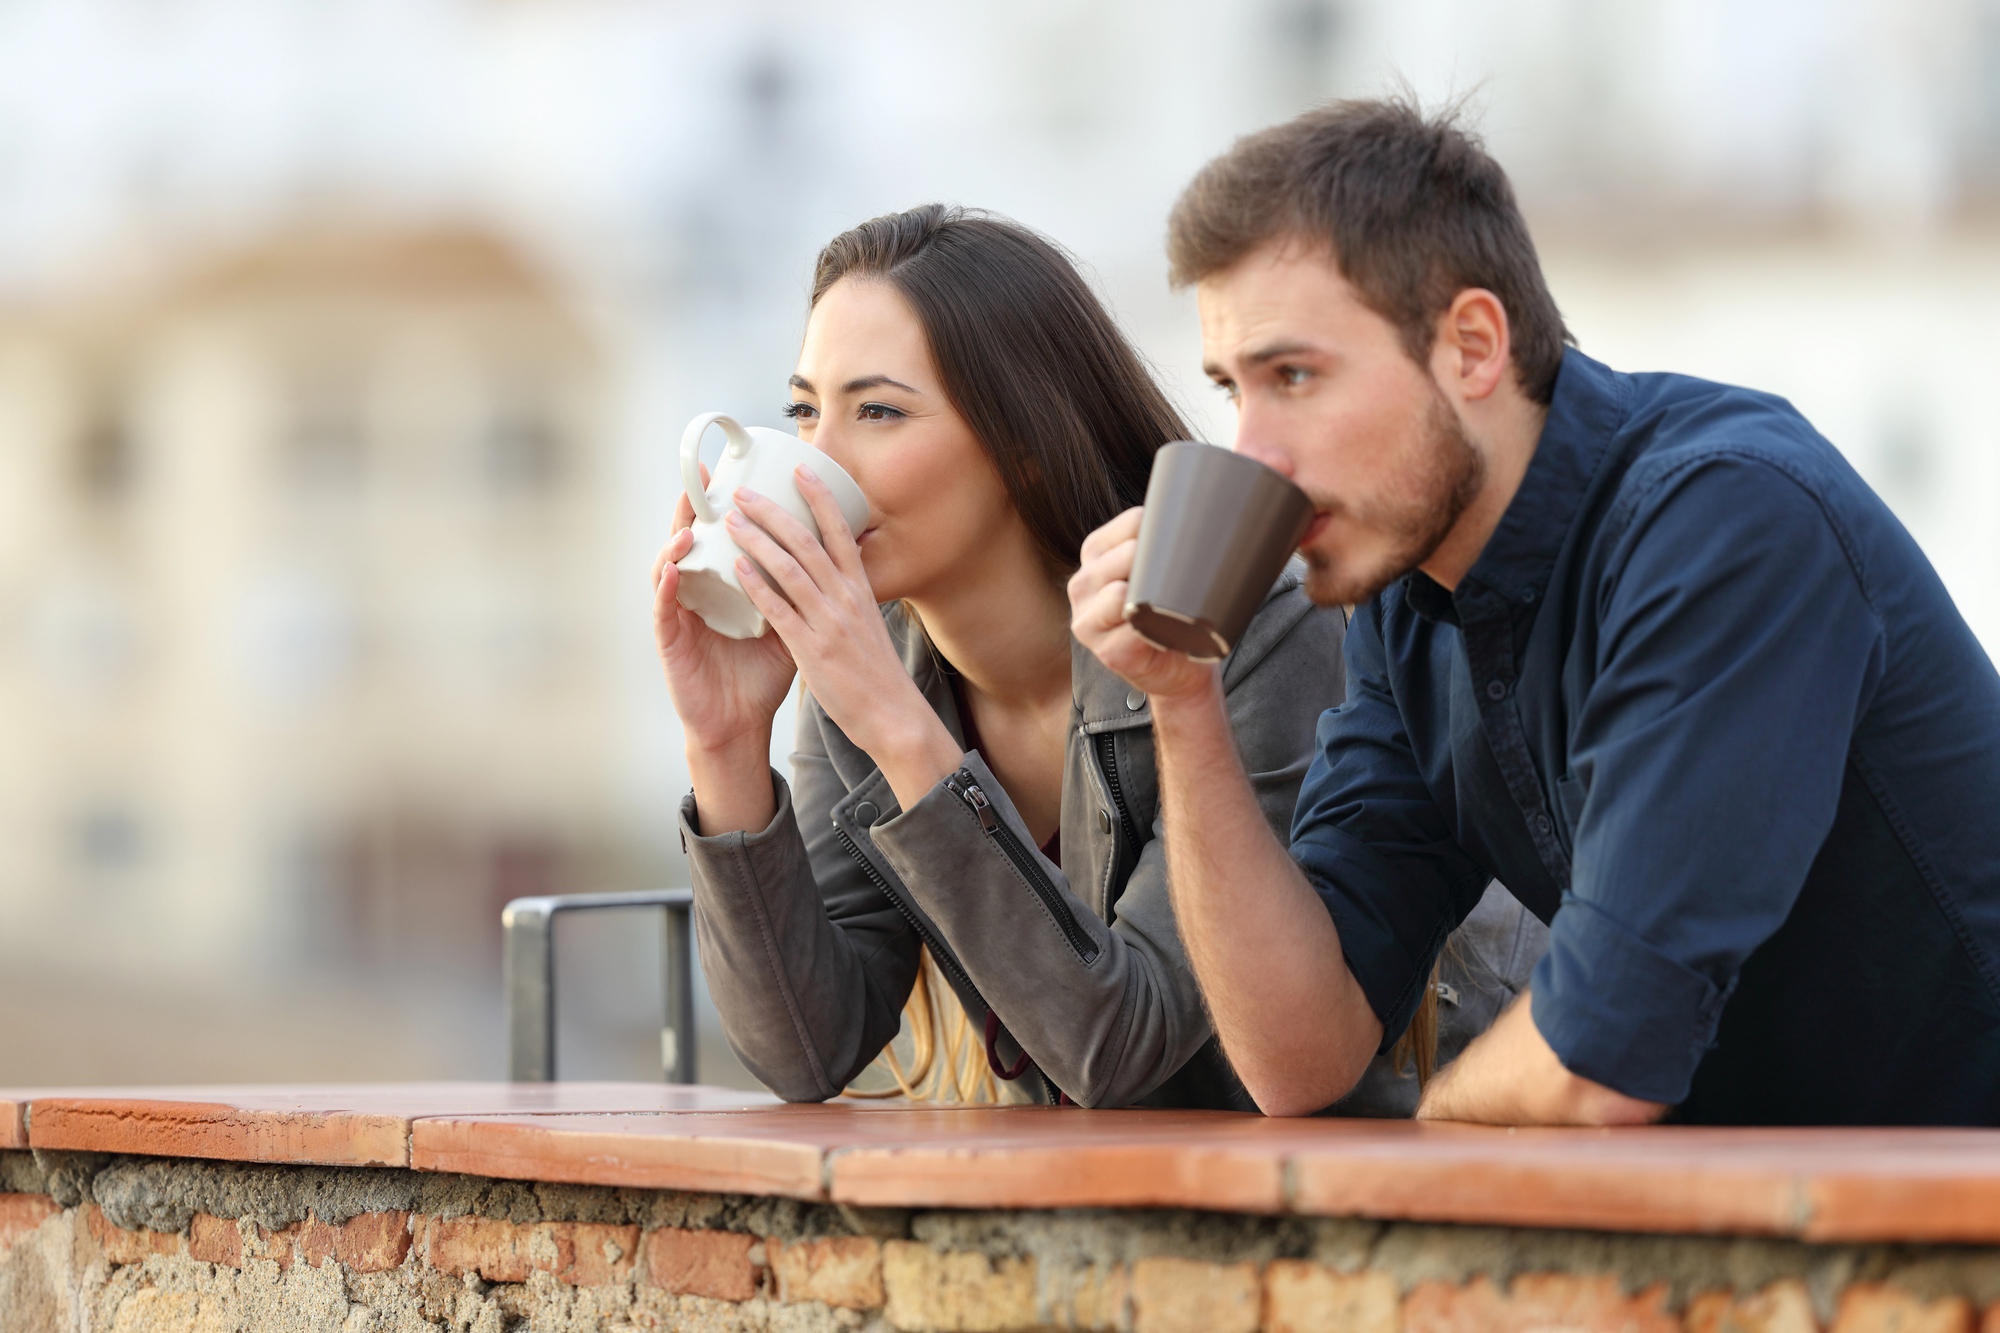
[726,509,822,617]
[652,528,695,592]
[793,466,867,580]
[735,557,808,640]
[731,487,845,608]
[653,562,689,655]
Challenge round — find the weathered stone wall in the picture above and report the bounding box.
[5,1149,2000,1332]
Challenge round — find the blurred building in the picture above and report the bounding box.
[0,228,625,982]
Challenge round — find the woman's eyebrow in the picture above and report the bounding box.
[788,373,816,393]
[842,374,921,395]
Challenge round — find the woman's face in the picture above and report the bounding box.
[786,277,1020,604]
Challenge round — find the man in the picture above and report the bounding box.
[1070,98,2000,1125]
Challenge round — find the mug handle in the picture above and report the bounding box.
[680,412,755,525]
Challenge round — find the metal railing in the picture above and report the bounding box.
[502,888,696,1083]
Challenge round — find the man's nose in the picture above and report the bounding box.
[1230,408,1298,480]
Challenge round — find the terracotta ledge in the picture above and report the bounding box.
[8,1083,2000,1243]
[3,1083,777,1165]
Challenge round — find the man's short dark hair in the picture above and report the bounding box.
[1168,98,1573,404]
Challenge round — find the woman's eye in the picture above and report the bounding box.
[857,402,905,422]
[1212,380,1240,403]
[781,401,818,421]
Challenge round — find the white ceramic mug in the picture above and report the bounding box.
[673,411,870,640]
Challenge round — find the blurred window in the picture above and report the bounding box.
[286,375,367,493]
[70,802,147,887]
[482,391,564,495]
[75,393,135,500]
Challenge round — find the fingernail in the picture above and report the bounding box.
[735,487,760,502]
[725,511,743,526]
[796,465,818,483]
[735,557,754,575]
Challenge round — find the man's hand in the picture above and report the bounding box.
[1416,992,1667,1125]
[1067,507,1219,705]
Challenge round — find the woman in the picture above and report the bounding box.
[652,204,1514,1109]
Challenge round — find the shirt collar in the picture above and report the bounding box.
[1406,348,1628,624]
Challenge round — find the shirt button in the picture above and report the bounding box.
[1098,808,1113,835]
[1126,689,1146,711]
[1533,811,1553,835]
[1485,679,1508,700]
[854,801,880,826]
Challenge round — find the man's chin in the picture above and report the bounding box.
[1301,547,1402,608]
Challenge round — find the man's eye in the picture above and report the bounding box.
[1278,366,1311,387]
[781,401,818,421]
[858,402,905,422]
[1212,380,1240,402]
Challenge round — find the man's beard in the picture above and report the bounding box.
[1299,385,1485,607]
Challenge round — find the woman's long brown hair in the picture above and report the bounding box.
[808,204,1188,577]
[815,205,1189,1101]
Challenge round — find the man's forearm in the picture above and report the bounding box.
[1151,675,1383,1116]
[1416,993,1666,1126]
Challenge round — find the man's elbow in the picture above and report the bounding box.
[1239,1052,1370,1118]
[1563,1077,1669,1126]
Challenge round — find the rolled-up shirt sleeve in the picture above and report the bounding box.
[1291,599,1491,1049]
[1533,453,1887,1104]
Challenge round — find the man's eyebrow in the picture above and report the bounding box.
[1242,339,1320,365]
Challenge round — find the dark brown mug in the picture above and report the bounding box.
[1123,441,1316,661]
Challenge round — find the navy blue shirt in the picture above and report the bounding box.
[1292,349,2000,1124]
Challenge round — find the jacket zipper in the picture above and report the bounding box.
[835,822,1058,1105]
[943,769,1100,966]
[833,825,988,1005]
[1093,731,1142,856]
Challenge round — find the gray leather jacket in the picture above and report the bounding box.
[680,566,1339,1109]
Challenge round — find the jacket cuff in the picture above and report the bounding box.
[1531,893,1730,1106]
[679,768,803,875]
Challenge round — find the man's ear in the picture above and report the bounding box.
[1433,288,1512,403]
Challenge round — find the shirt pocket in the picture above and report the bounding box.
[1554,773,1587,846]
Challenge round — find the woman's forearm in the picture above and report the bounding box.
[870,709,972,816]
[686,728,779,836]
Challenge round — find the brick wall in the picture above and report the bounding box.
[5,1151,2000,1332]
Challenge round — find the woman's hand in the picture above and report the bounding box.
[651,470,799,757]
[1067,506,1221,706]
[728,466,964,811]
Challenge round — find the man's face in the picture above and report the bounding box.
[1198,240,1484,607]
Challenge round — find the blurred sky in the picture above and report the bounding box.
[1,0,1996,1087]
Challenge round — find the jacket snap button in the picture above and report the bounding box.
[1097,808,1113,835]
[1125,689,1146,711]
[1485,679,1508,700]
[1533,811,1552,835]
[854,801,880,826]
